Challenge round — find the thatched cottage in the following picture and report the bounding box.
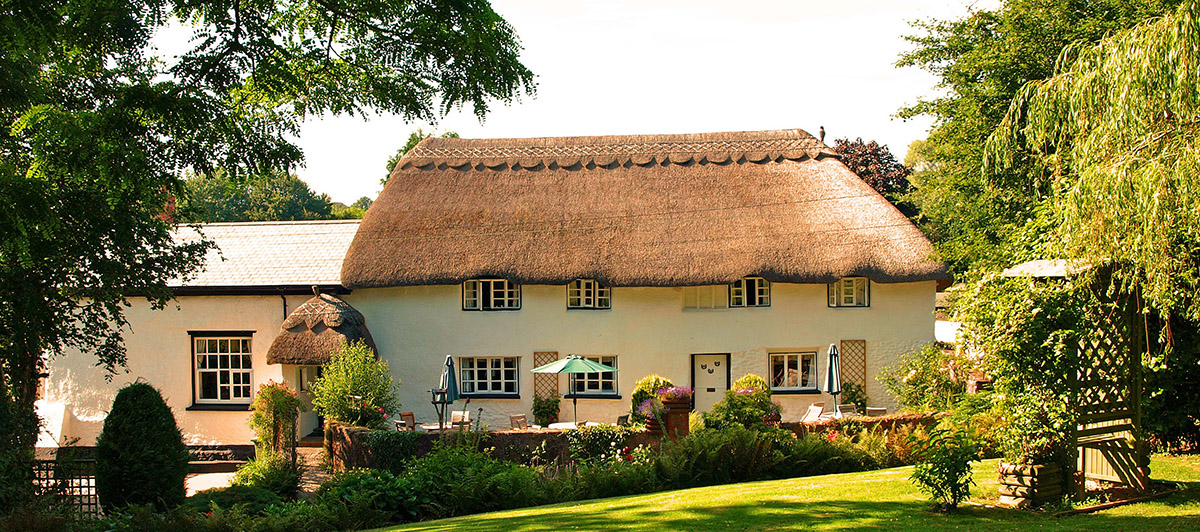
[40,128,948,447]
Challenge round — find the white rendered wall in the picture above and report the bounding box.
[347,281,936,431]
[43,281,935,446]
[43,295,307,446]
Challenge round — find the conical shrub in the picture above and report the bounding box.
[95,382,190,511]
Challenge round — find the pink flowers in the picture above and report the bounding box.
[825,430,840,442]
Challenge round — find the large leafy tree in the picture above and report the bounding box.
[0,0,532,508]
[897,0,1179,275]
[181,170,335,222]
[832,137,913,215]
[383,128,459,182]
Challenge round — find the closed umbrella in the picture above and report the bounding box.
[531,355,618,425]
[432,355,460,429]
[823,343,842,414]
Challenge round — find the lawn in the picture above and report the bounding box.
[377,455,1200,532]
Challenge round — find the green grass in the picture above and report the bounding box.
[377,455,1200,532]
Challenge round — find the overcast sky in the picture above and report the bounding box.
[171,0,995,203]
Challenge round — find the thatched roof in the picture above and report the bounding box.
[266,294,375,365]
[343,128,949,288]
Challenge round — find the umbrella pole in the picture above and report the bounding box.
[571,374,579,424]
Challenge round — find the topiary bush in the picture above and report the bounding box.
[182,485,281,516]
[311,341,400,429]
[630,374,673,422]
[731,373,769,392]
[702,388,781,431]
[95,381,190,511]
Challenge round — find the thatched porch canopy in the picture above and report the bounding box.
[266,293,376,365]
[342,128,949,288]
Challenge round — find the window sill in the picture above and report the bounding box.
[827,306,870,309]
[461,308,521,312]
[186,403,251,411]
[770,389,822,395]
[461,394,521,399]
[566,307,612,311]
[564,393,623,400]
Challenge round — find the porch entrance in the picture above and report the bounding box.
[691,353,730,413]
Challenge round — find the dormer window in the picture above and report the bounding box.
[567,279,610,309]
[730,277,770,307]
[828,277,869,307]
[463,279,521,310]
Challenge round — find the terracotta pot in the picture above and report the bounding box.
[661,398,692,439]
[997,461,1064,508]
[645,416,662,433]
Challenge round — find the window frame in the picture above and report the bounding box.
[768,351,820,393]
[189,331,255,407]
[682,285,729,310]
[729,277,771,307]
[566,355,619,397]
[462,279,522,311]
[827,277,870,308]
[566,279,611,310]
[459,356,521,397]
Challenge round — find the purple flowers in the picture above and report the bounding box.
[637,398,663,419]
[656,386,694,401]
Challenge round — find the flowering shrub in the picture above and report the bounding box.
[656,386,694,402]
[564,424,640,463]
[703,387,782,431]
[636,397,664,423]
[249,381,305,463]
[731,373,769,392]
[879,343,965,412]
[311,341,401,429]
[630,374,674,422]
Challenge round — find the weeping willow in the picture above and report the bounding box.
[986,0,1200,322]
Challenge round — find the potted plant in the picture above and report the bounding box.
[994,392,1074,508]
[658,386,694,438]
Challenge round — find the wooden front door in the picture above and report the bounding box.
[692,353,730,413]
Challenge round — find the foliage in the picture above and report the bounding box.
[985,1,1200,324]
[398,445,549,518]
[955,275,1086,464]
[630,374,674,422]
[896,0,1178,274]
[656,386,694,401]
[363,430,422,475]
[383,130,461,183]
[232,454,305,500]
[330,196,374,219]
[564,424,639,463]
[655,426,788,488]
[0,0,533,502]
[910,426,979,512]
[841,381,868,412]
[179,170,334,222]
[249,381,304,466]
[95,382,190,511]
[636,398,664,427]
[310,341,400,429]
[879,344,965,412]
[946,392,1003,459]
[318,468,420,523]
[0,381,37,511]
[703,387,782,431]
[531,394,560,427]
[183,486,281,516]
[1143,320,1200,451]
[731,373,769,392]
[832,137,913,213]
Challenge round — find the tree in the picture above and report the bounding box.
[383,129,460,183]
[95,382,191,511]
[181,170,334,222]
[832,137,913,214]
[897,0,1180,275]
[0,0,532,509]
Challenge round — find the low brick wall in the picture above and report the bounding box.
[782,412,943,437]
[327,422,661,472]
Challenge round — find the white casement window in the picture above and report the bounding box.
[462,279,521,310]
[682,285,729,310]
[194,336,253,404]
[730,277,770,307]
[770,352,818,391]
[828,277,870,307]
[570,356,618,395]
[567,279,611,309]
[460,356,519,395]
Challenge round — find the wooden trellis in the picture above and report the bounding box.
[33,458,100,517]
[839,340,867,390]
[533,351,559,398]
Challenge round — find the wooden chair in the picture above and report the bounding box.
[511,414,529,430]
[450,409,470,428]
[393,411,416,431]
[837,404,859,417]
[617,414,630,426]
[865,407,887,417]
[800,402,825,423]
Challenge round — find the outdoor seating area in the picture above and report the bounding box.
[796,402,889,423]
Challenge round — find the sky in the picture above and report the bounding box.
[169,0,996,203]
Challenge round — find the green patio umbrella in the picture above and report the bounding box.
[531,355,618,424]
[432,355,460,429]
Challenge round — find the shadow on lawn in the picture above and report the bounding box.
[390,491,1199,532]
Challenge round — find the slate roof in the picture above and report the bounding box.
[171,220,360,289]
